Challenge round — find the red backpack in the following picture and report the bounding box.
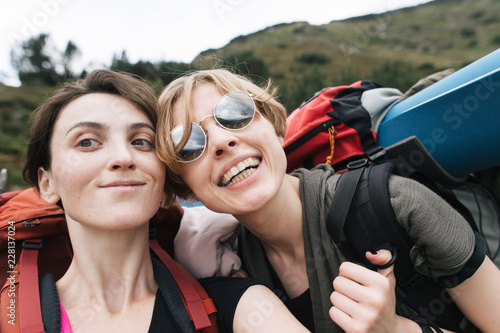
[0,188,218,333]
[284,80,386,173]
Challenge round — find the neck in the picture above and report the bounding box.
[57,221,157,313]
[236,174,304,256]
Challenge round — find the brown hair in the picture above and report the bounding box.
[23,69,160,193]
[157,69,287,204]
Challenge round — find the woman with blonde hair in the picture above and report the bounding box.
[157,68,500,333]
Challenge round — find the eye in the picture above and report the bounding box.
[78,138,100,148]
[132,138,153,148]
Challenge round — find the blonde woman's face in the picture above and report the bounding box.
[173,84,287,215]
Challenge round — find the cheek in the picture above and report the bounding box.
[255,127,277,143]
[51,141,87,170]
[252,125,285,156]
[151,162,167,194]
[273,145,287,169]
[50,160,78,188]
[51,167,84,200]
[181,163,200,186]
[180,162,208,195]
[137,155,166,198]
[49,151,98,198]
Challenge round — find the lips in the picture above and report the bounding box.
[219,157,260,187]
[101,180,144,188]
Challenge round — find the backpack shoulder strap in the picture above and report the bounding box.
[18,239,45,333]
[365,162,414,267]
[327,160,443,275]
[149,237,217,332]
[151,256,197,333]
[367,163,480,332]
[326,160,366,246]
[327,161,396,268]
[327,161,478,332]
[4,236,72,333]
[39,274,61,333]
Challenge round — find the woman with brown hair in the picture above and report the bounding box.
[17,69,308,332]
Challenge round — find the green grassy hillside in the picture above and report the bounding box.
[194,0,500,108]
[0,84,53,191]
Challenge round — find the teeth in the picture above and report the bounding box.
[220,157,260,186]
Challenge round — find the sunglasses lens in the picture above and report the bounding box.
[171,123,206,162]
[214,92,255,130]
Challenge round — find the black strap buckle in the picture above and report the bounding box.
[22,218,41,228]
[375,247,397,269]
[149,228,158,240]
[22,239,43,250]
[366,145,387,162]
[347,158,369,170]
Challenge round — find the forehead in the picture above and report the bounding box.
[54,93,151,132]
[172,84,223,127]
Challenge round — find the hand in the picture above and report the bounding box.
[329,250,403,333]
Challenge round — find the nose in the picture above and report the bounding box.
[203,120,239,158]
[108,143,137,170]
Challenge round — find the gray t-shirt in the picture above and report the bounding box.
[388,175,475,279]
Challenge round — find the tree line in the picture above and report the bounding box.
[10,33,195,88]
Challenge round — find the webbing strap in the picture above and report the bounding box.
[151,258,196,333]
[149,238,212,330]
[327,166,365,246]
[19,239,45,333]
[367,163,415,275]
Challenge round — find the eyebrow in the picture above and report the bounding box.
[66,122,107,136]
[129,122,155,132]
[66,122,155,136]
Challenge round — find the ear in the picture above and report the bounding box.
[159,192,166,207]
[37,167,61,204]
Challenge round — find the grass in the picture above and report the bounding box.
[0,84,54,191]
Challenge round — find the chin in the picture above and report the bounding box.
[223,196,269,215]
[100,214,150,230]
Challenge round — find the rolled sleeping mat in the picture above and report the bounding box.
[378,48,500,177]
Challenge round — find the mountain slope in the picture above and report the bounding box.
[194,0,500,109]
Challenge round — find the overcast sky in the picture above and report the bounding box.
[0,0,433,86]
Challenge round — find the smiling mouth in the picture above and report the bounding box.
[219,157,260,187]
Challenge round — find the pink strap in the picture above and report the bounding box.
[60,303,72,333]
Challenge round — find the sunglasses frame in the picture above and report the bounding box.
[171,91,256,163]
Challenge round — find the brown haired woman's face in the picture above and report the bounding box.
[38,93,165,229]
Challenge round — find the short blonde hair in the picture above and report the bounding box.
[157,69,287,205]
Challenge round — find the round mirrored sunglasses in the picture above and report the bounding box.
[171,91,256,162]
